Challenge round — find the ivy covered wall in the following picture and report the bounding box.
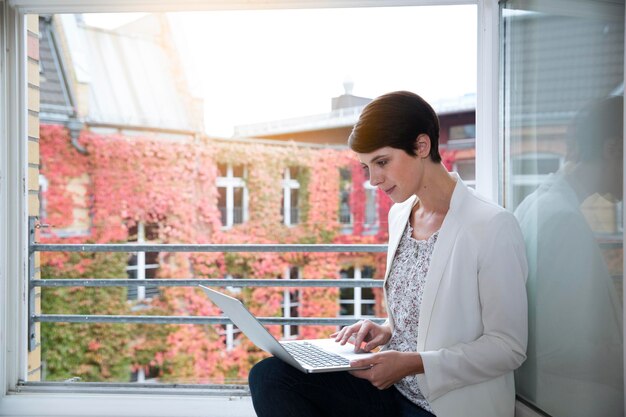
[39,124,397,383]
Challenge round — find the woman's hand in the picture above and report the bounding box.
[348,351,424,390]
[330,319,392,353]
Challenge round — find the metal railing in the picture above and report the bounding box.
[29,218,387,352]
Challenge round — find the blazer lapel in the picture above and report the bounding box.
[417,177,467,351]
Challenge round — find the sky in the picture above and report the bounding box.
[84,6,477,137]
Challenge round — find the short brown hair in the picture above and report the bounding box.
[348,91,442,162]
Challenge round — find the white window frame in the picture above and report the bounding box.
[216,163,248,229]
[363,181,378,228]
[0,1,522,417]
[281,167,299,226]
[339,265,376,319]
[282,266,300,339]
[126,222,160,302]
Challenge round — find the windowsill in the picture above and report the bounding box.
[1,388,256,417]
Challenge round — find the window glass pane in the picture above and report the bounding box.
[361,304,375,316]
[365,188,377,225]
[361,288,374,300]
[217,163,228,177]
[340,288,354,300]
[217,187,227,222]
[449,123,475,140]
[361,265,374,278]
[233,187,244,224]
[232,164,244,178]
[339,168,352,225]
[291,188,299,224]
[340,304,354,316]
[501,1,624,415]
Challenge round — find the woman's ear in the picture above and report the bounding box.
[415,134,432,159]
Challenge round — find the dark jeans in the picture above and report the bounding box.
[249,357,436,417]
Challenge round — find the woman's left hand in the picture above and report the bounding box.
[349,350,424,390]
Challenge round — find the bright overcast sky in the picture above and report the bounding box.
[85,6,476,137]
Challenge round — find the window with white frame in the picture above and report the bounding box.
[38,174,49,221]
[126,222,160,303]
[364,181,378,228]
[217,163,248,228]
[339,265,376,318]
[282,266,300,339]
[281,167,300,226]
[221,274,243,351]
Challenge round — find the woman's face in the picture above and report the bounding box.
[357,146,424,204]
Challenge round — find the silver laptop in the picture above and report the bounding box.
[200,285,375,373]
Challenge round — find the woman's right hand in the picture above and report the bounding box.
[330,320,392,353]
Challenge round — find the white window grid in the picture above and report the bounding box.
[281,168,300,226]
[282,266,300,339]
[363,181,378,228]
[126,222,159,302]
[339,266,376,319]
[216,164,248,229]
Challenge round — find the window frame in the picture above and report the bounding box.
[0,1,511,416]
[338,265,376,319]
[281,167,300,226]
[216,163,248,229]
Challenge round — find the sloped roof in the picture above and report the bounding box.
[39,16,75,123]
[234,94,476,138]
[58,14,200,132]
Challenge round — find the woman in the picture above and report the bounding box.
[249,91,528,417]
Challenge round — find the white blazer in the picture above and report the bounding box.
[384,175,528,417]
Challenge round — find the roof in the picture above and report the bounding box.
[39,16,76,124]
[57,14,201,132]
[234,94,476,137]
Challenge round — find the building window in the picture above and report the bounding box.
[282,266,300,339]
[281,167,300,226]
[364,181,378,228]
[221,274,244,351]
[339,266,376,318]
[449,123,476,141]
[453,159,476,188]
[339,168,352,225]
[39,174,49,222]
[217,163,248,229]
[126,223,160,303]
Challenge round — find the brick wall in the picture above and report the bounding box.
[27,13,41,382]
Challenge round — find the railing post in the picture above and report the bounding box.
[28,216,37,351]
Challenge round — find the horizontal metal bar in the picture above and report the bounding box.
[34,314,385,326]
[33,279,385,288]
[31,243,387,253]
[16,381,250,396]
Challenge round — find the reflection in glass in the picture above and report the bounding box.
[502,2,624,415]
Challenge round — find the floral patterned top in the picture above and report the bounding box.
[384,221,439,414]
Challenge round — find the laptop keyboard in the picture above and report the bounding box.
[282,341,350,368]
